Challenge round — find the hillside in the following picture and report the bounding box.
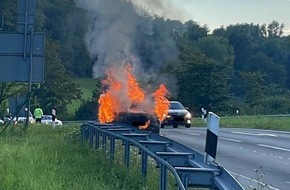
[68,78,98,115]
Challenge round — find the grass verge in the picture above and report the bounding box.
[68,78,98,115]
[0,124,176,190]
[192,116,290,131]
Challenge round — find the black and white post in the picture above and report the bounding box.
[201,107,207,124]
[52,108,56,129]
[204,112,220,165]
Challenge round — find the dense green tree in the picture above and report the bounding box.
[0,83,27,118]
[32,39,82,119]
[216,23,263,71]
[262,20,285,38]
[282,36,290,89]
[172,33,234,115]
[39,0,91,76]
[184,20,208,42]
[261,38,288,64]
[243,52,286,86]
[239,72,265,109]
[195,36,234,69]
[0,0,17,31]
[260,95,290,114]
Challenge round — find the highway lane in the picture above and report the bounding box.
[160,127,290,190]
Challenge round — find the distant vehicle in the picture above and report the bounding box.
[3,116,15,124]
[17,112,35,124]
[3,112,35,124]
[41,115,63,126]
[161,101,192,128]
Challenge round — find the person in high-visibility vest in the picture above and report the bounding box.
[33,105,43,124]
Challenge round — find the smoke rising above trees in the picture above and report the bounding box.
[73,0,181,84]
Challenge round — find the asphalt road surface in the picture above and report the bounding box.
[160,127,290,190]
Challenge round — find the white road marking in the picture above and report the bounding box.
[232,131,277,137]
[180,131,200,136]
[219,137,243,143]
[230,171,280,190]
[257,144,290,152]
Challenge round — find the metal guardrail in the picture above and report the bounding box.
[81,122,244,190]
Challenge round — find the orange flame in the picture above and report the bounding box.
[126,65,145,103]
[153,84,170,122]
[98,64,170,125]
[98,67,122,123]
[139,120,151,129]
[98,93,116,123]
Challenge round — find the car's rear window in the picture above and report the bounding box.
[169,102,184,109]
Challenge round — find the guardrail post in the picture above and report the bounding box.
[89,127,94,148]
[159,165,168,190]
[102,133,107,150]
[124,140,130,168]
[80,123,244,190]
[179,174,188,190]
[110,136,115,161]
[81,126,85,146]
[141,151,148,178]
[81,125,89,146]
[95,130,100,149]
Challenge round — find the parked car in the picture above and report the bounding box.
[17,112,35,124]
[161,101,192,128]
[0,119,4,125]
[41,115,63,126]
[4,116,15,124]
[3,112,35,124]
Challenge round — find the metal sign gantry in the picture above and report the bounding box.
[0,0,45,82]
[0,0,45,129]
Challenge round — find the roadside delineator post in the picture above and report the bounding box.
[204,112,220,165]
[201,108,207,124]
[52,108,56,129]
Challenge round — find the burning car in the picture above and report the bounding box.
[114,111,161,133]
[97,64,169,134]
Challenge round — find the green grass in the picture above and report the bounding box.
[192,116,290,131]
[73,78,98,100]
[220,115,290,131]
[0,124,176,190]
[69,78,98,115]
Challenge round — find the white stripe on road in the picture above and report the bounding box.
[180,131,200,136]
[232,131,277,137]
[219,137,243,143]
[257,144,290,152]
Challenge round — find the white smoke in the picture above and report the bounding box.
[130,0,188,22]
[74,0,183,87]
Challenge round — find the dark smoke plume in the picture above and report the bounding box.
[74,0,183,97]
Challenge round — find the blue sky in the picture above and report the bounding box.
[169,0,290,34]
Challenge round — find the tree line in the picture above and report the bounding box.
[1,0,290,120]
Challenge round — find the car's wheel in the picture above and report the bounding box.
[185,124,191,128]
[173,125,178,128]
